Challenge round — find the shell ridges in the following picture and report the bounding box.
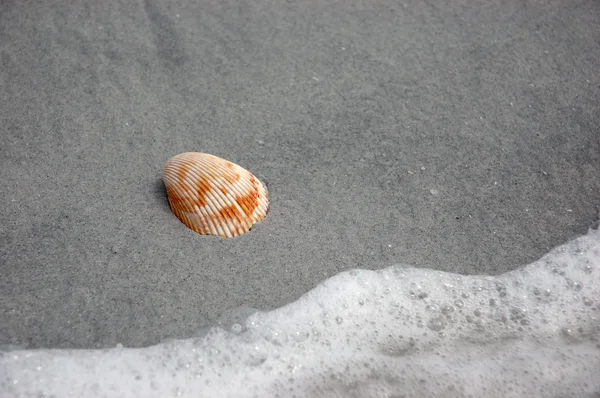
[162,152,269,238]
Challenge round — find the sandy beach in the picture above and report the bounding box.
[1,0,598,351]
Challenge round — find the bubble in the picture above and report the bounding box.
[493,309,508,324]
[582,297,593,306]
[427,316,447,332]
[565,278,583,290]
[441,305,455,314]
[474,319,486,328]
[509,308,529,325]
[495,283,507,297]
[560,327,581,343]
[292,330,309,343]
[230,324,243,334]
[263,328,287,346]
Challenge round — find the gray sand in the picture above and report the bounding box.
[1,0,599,349]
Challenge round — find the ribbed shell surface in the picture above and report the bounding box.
[162,152,269,238]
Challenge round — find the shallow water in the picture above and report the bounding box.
[2,228,599,397]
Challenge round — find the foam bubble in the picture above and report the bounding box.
[1,229,599,397]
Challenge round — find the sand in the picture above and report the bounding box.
[1,0,599,349]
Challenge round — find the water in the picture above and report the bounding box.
[1,228,599,397]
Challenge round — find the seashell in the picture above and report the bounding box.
[162,152,269,238]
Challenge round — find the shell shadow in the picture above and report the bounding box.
[154,179,171,212]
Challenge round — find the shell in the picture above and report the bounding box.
[162,152,269,238]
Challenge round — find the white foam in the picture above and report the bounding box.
[2,228,599,397]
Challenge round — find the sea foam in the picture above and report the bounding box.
[2,228,599,397]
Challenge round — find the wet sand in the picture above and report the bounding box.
[1,0,598,348]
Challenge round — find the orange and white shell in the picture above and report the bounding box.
[162,152,269,238]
